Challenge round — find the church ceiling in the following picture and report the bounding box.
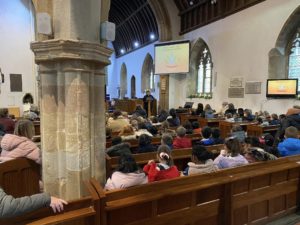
[109,0,159,57]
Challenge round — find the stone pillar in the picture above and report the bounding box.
[31,0,112,200]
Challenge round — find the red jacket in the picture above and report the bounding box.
[173,137,192,149]
[143,162,180,182]
[0,118,15,134]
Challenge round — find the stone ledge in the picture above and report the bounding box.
[31,39,113,66]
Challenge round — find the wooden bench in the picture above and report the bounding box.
[247,124,279,137]
[105,144,224,178]
[0,158,40,197]
[94,155,300,225]
[0,180,101,225]
[106,133,202,149]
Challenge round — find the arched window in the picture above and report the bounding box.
[197,48,212,94]
[288,30,300,92]
[131,75,136,98]
[141,53,155,93]
[120,63,127,98]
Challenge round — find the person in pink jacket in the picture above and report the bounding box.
[0,134,41,164]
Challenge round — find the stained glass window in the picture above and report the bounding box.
[197,48,212,93]
[288,31,300,92]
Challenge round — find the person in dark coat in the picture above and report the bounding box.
[106,137,132,157]
[137,134,156,153]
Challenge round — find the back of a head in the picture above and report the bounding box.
[147,126,158,136]
[225,137,241,156]
[113,110,122,119]
[14,119,35,139]
[183,121,192,130]
[192,145,213,162]
[228,103,235,110]
[204,104,212,111]
[285,126,299,138]
[249,136,260,147]
[120,125,135,136]
[202,126,212,139]
[212,128,221,139]
[138,122,147,130]
[23,93,34,104]
[161,134,173,146]
[112,136,122,146]
[0,108,8,118]
[161,121,170,129]
[192,121,200,129]
[169,108,176,118]
[176,126,186,138]
[138,134,152,146]
[197,103,204,111]
[263,134,274,147]
[231,125,243,132]
[157,145,173,166]
[117,153,138,173]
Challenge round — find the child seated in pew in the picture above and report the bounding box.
[173,126,192,149]
[161,134,173,149]
[137,134,156,153]
[211,128,224,145]
[143,145,180,182]
[243,136,277,163]
[0,120,41,164]
[261,134,280,157]
[231,125,246,143]
[214,137,248,169]
[199,126,214,146]
[106,136,131,157]
[183,145,218,176]
[278,126,300,157]
[192,121,201,135]
[105,154,148,190]
[183,121,193,135]
[159,121,176,136]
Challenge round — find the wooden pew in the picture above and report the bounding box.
[105,144,224,178]
[0,158,40,197]
[94,155,300,225]
[106,133,202,149]
[0,180,101,225]
[219,120,256,139]
[246,124,279,137]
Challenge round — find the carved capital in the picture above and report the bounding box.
[31,39,113,66]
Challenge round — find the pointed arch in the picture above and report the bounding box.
[187,38,213,96]
[141,53,155,93]
[131,75,136,98]
[120,63,127,98]
[269,6,300,81]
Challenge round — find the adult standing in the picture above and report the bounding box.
[143,90,155,117]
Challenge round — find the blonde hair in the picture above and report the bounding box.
[14,119,35,139]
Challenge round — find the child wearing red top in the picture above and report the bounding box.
[143,145,180,182]
[173,126,192,149]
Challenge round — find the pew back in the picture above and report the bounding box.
[0,158,40,197]
[97,155,300,225]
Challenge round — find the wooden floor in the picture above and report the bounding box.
[266,212,300,225]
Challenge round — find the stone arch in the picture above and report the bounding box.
[269,5,300,79]
[187,38,212,96]
[141,53,154,93]
[120,63,127,98]
[131,75,136,98]
[148,0,172,41]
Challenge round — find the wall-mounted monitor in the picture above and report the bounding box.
[266,79,298,98]
[154,40,190,74]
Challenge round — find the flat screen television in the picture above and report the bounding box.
[266,79,298,98]
[154,40,190,74]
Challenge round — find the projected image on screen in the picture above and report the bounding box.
[266,79,298,98]
[155,41,190,74]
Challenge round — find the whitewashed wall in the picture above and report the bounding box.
[176,0,300,114]
[0,0,36,111]
[107,42,160,100]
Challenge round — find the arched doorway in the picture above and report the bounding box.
[131,75,136,98]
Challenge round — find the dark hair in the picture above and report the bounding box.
[169,108,177,119]
[157,145,173,166]
[113,110,122,119]
[147,126,158,136]
[238,108,244,116]
[23,93,34,104]
[202,126,212,139]
[117,154,138,173]
[248,136,261,147]
[135,105,143,111]
[192,145,213,162]
[138,122,147,130]
[0,108,9,118]
[183,121,193,130]
[225,138,241,157]
[271,114,278,120]
[151,116,158,123]
[212,128,221,139]
[197,103,204,112]
[112,136,122,145]
[263,134,274,147]
[192,121,200,129]
[138,134,152,146]
[161,134,173,146]
[228,103,235,110]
